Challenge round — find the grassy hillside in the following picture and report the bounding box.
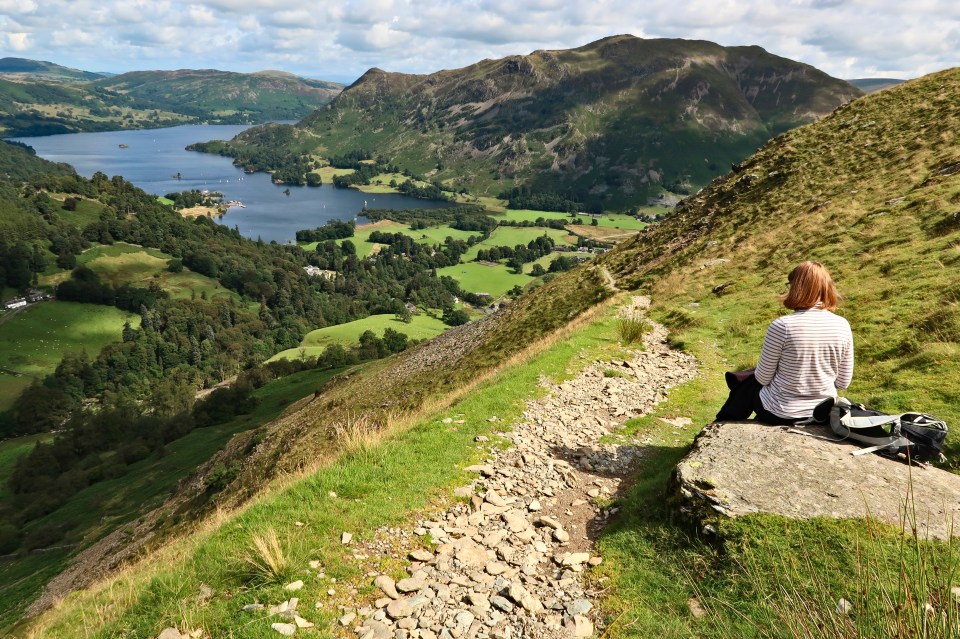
[0,365,345,629]
[267,313,449,362]
[93,70,342,122]
[39,243,239,302]
[11,68,960,638]
[0,68,343,136]
[0,302,136,411]
[216,35,861,210]
[0,58,103,83]
[602,67,960,464]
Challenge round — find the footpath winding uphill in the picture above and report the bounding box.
[339,297,698,639]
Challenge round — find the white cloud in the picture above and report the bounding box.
[7,32,31,51]
[0,0,954,81]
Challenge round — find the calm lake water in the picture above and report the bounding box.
[12,124,449,243]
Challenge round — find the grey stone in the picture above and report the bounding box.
[454,611,475,628]
[482,530,508,548]
[561,552,590,566]
[360,620,394,639]
[536,516,562,529]
[396,577,426,593]
[386,599,414,619]
[410,549,435,562]
[675,421,960,540]
[241,603,264,612]
[501,510,528,532]
[464,465,495,476]
[485,491,507,507]
[490,596,514,612]
[271,623,296,636]
[339,612,357,626]
[566,599,593,616]
[507,583,544,613]
[454,538,489,568]
[376,575,400,599]
[566,615,594,637]
[157,630,184,639]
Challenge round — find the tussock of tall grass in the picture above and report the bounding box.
[616,313,649,344]
[703,497,960,639]
[242,527,290,584]
[327,412,385,455]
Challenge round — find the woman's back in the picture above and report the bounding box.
[756,307,853,418]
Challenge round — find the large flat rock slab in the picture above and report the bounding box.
[674,421,960,540]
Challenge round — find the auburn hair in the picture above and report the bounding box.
[782,261,839,311]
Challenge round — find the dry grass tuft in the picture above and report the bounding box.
[243,528,289,584]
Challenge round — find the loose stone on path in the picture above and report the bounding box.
[344,297,697,638]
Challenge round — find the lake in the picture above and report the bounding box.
[11,124,450,243]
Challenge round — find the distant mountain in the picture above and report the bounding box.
[846,78,906,93]
[215,35,862,210]
[0,68,344,137]
[0,57,104,82]
[93,69,344,122]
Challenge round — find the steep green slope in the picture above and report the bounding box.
[605,66,960,465]
[216,35,860,210]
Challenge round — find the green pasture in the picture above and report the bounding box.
[0,365,344,629]
[312,166,355,182]
[0,302,135,411]
[354,172,407,194]
[436,261,527,297]
[461,226,572,262]
[269,313,448,362]
[498,209,572,223]
[497,208,647,230]
[52,195,104,228]
[308,221,477,258]
[405,224,477,245]
[40,243,237,302]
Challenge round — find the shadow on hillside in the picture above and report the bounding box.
[547,440,693,544]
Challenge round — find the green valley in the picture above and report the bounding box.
[0,18,957,639]
[12,64,958,639]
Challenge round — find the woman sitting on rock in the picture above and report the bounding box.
[716,261,854,425]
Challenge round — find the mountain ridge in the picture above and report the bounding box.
[0,57,104,82]
[221,35,862,210]
[0,65,344,136]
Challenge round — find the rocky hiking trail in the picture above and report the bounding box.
[314,296,699,639]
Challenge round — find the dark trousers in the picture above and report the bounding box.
[716,373,801,426]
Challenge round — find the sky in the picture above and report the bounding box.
[1,0,957,84]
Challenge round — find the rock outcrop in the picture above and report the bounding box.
[674,421,960,540]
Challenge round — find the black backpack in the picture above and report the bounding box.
[814,397,948,463]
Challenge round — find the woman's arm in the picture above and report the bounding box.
[754,320,786,385]
[835,327,854,390]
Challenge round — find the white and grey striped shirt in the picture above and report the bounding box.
[756,308,854,419]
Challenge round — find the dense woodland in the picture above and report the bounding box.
[0,136,606,553]
[0,146,504,549]
[0,168,479,435]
